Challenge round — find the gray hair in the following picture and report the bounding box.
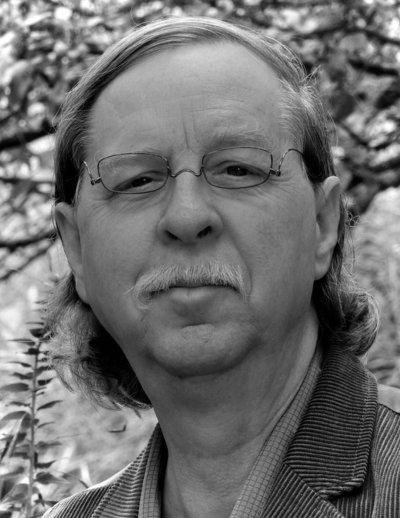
[46,16,378,410]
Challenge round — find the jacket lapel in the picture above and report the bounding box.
[94,347,378,518]
[262,464,347,518]
[263,345,377,518]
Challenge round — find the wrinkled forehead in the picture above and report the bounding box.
[87,43,286,163]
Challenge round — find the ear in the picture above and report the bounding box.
[314,176,341,281]
[55,203,89,303]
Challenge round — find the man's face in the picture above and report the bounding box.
[57,43,335,392]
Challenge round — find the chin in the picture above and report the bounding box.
[148,323,256,379]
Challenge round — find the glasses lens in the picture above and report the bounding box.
[98,153,169,194]
[203,147,273,189]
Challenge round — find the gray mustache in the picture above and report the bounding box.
[128,261,246,310]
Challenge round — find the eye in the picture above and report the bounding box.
[98,154,169,194]
[214,162,267,179]
[112,170,167,193]
[119,173,156,189]
[225,165,262,177]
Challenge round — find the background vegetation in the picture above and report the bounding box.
[0,0,399,515]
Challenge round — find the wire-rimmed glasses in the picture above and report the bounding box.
[84,147,302,195]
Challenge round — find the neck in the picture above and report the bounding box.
[149,311,319,518]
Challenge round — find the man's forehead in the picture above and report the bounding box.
[89,43,283,157]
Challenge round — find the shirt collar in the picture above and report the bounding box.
[138,345,322,518]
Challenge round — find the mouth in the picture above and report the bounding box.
[150,282,237,295]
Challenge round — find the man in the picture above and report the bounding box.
[44,16,399,518]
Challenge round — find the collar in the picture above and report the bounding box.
[262,344,378,517]
[137,345,322,518]
[91,345,377,518]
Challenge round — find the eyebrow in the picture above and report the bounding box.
[205,122,276,151]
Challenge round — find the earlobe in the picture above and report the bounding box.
[314,176,341,281]
[54,203,89,303]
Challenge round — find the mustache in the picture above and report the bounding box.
[126,261,246,310]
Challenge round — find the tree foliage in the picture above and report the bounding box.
[0,0,399,280]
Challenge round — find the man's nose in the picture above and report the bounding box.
[156,171,223,245]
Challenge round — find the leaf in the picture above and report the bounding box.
[36,440,62,452]
[42,500,59,507]
[20,416,39,432]
[37,400,63,411]
[37,378,54,387]
[10,339,35,346]
[8,401,30,407]
[29,327,44,338]
[12,371,33,380]
[35,471,65,485]
[330,88,357,122]
[11,451,29,459]
[108,424,126,433]
[26,347,40,356]
[1,466,25,479]
[37,421,55,429]
[13,443,29,455]
[0,411,28,427]
[0,383,29,393]
[36,365,51,376]
[3,483,30,506]
[7,60,34,109]
[35,459,56,469]
[9,482,28,498]
[7,361,32,369]
[0,432,26,444]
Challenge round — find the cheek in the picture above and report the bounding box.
[243,195,317,308]
[79,208,155,304]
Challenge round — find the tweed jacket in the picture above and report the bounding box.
[44,345,400,518]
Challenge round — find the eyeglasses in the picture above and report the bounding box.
[83,147,303,195]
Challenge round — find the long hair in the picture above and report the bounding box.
[45,16,379,410]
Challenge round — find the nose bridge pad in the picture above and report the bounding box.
[170,168,202,179]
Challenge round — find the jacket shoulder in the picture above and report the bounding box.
[369,398,400,511]
[42,485,110,518]
[375,384,400,469]
[43,449,147,518]
[374,400,400,463]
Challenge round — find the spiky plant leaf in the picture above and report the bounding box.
[29,328,44,339]
[0,411,28,428]
[37,401,63,412]
[7,361,32,369]
[25,348,40,356]
[8,401,31,407]
[10,339,35,346]
[0,383,29,392]
[35,471,65,485]
[12,371,34,380]
[35,460,56,469]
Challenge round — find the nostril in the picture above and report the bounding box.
[197,226,211,238]
[166,231,179,241]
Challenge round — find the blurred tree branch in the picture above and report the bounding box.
[0,119,54,152]
[348,58,399,77]
[0,231,54,251]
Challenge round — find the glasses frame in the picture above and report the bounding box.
[83,147,303,195]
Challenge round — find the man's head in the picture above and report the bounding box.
[46,17,378,409]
